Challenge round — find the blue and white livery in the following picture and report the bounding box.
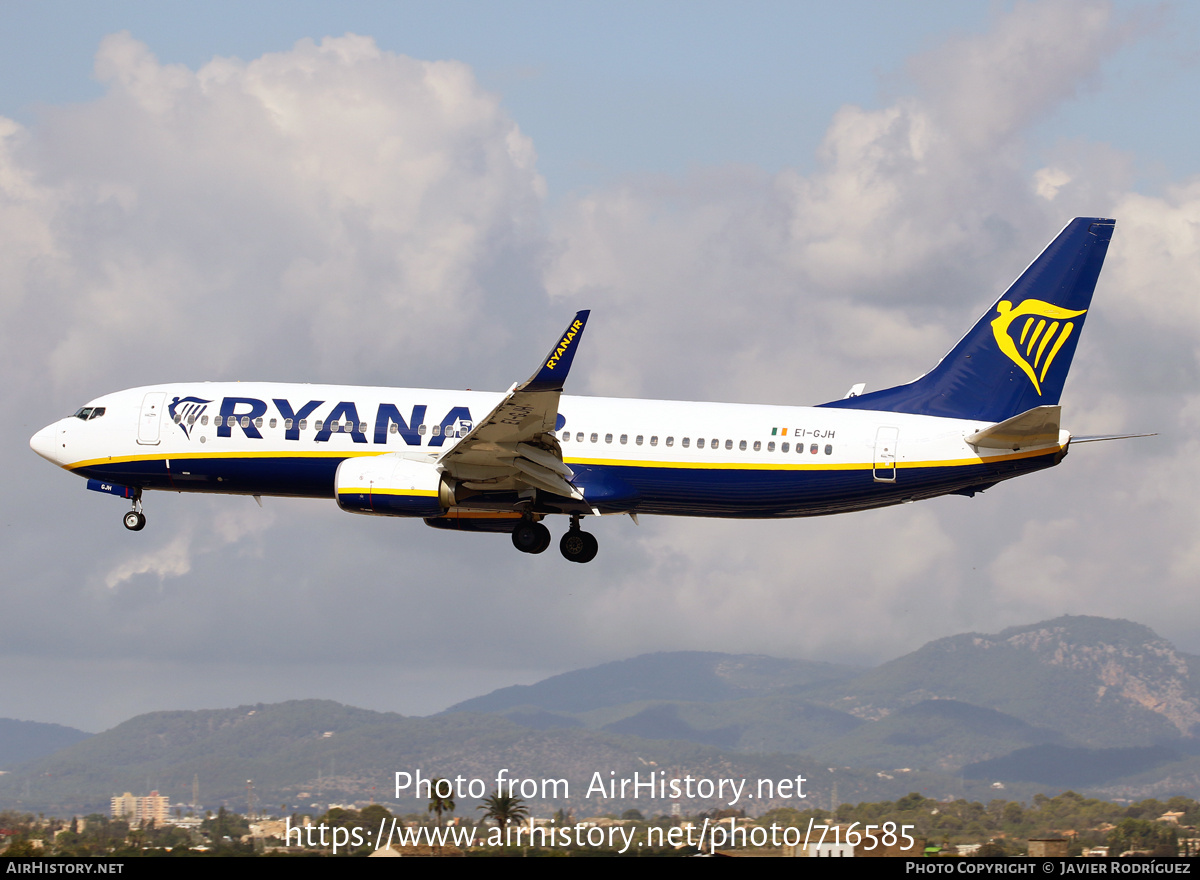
[30,218,1130,563]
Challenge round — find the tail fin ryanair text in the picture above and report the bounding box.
[820,218,1115,422]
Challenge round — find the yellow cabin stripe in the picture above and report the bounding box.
[338,487,438,497]
[66,448,387,471]
[561,444,1059,471]
[66,443,1061,475]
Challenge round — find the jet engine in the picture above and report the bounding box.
[334,454,457,517]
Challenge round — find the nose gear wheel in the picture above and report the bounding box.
[123,492,146,531]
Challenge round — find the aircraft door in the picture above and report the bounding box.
[137,392,166,445]
[873,426,899,482]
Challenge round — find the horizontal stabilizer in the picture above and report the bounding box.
[966,405,1061,450]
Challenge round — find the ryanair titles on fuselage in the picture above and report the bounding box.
[166,393,475,446]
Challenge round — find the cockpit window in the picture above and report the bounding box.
[73,407,104,420]
[89,407,105,419]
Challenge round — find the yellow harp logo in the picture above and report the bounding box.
[990,299,1087,395]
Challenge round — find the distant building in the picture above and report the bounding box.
[250,819,289,840]
[1028,839,1069,858]
[111,793,136,820]
[111,790,170,825]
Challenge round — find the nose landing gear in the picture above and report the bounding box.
[123,493,146,531]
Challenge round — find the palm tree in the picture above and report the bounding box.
[428,778,455,829]
[478,791,528,830]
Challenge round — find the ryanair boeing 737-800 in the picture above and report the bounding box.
[30,218,1132,563]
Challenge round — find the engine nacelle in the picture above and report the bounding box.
[335,455,454,517]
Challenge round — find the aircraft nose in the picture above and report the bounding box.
[30,422,61,464]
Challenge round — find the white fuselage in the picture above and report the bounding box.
[30,382,1069,519]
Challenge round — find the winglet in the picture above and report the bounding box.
[521,310,590,392]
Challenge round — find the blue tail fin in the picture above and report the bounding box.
[819,217,1115,422]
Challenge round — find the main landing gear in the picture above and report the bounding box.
[559,520,598,564]
[123,493,146,531]
[511,514,598,563]
[511,519,551,554]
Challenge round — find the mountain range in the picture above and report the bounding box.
[4,615,1200,815]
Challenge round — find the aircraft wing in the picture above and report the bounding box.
[437,311,589,501]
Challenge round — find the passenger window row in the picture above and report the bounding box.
[164,412,830,454]
[557,431,833,455]
[170,413,463,438]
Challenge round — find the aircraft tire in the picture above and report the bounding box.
[560,529,598,563]
[124,511,146,531]
[512,521,550,554]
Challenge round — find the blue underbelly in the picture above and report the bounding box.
[74,450,1060,517]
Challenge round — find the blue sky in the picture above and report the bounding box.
[3,1,1200,733]
[4,1,1195,196]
